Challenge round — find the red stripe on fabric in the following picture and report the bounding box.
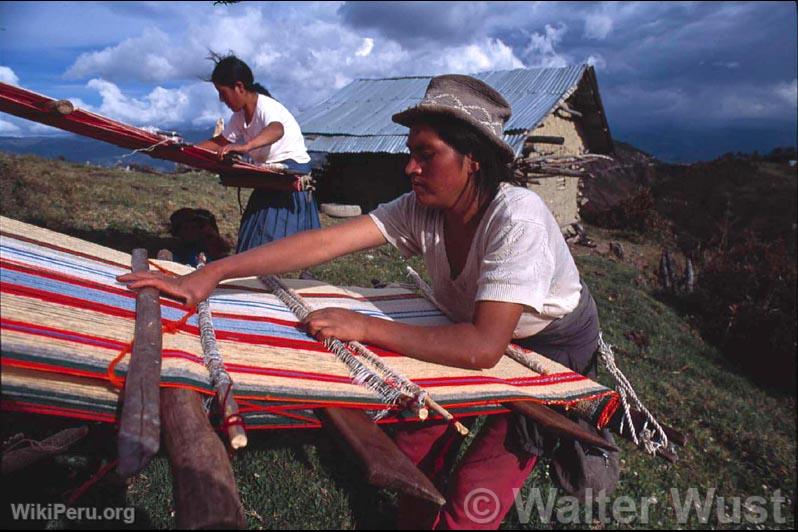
[243,422,323,430]
[1,280,334,354]
[411,371,587,388]
[301,292,422,302]
[0,400,117,423]
[2,358,112,382]
[207,310,300,328]
[441,390,619,410]
[1,281,138,320]
[4,317,602,393]
[0,259,191,312]
[2,317,128,349]
[2,318,208,368]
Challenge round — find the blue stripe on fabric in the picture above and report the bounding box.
[2,242,123,280]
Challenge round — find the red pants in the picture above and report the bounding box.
[394,413,538,529]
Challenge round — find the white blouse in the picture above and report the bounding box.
[369,183,582,337]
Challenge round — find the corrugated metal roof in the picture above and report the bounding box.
[297,65,588,155]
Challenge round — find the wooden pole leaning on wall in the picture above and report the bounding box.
[117,249,162,478]
[156,250,246,529]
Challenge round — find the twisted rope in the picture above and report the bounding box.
[596,333,668,455]
[196,260,247,448]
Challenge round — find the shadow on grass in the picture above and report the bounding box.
[0,413,156,529]
[239,427,398,529]
[654,290,797,397]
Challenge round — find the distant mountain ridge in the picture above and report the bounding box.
[0,121,795,167]
[0,129,213,171]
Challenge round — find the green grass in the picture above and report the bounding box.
[0,152,795,529]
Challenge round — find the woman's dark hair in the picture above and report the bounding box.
[419,115,519,200]
[207,51,272,98]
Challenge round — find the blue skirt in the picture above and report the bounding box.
[235,159,320,252]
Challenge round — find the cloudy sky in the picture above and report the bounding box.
[0,1,795,161]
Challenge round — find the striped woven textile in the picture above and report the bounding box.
[0,216,619,429]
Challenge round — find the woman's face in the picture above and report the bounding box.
[405,123,477,210]
[214,82,246,112]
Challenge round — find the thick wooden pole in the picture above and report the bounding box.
[504,401,619,452]
[156,250,246,529]
[117,249,162,478]
[161,388,247,528]
[318,408,445,507]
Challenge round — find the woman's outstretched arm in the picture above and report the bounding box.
[116,215,386,306]
[304,300,524,370]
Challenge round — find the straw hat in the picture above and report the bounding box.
[392,74,515,162]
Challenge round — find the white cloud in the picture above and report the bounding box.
[524,24,569,68]
[609,80,798,122]
[433,39,525,74]
[584,14,613,40]
[713,61,740,69]
[0,119,22,135]
[0,66,20,86]
[356,38,375,58]
[80,78,224,129]
[59,3,530,119]
[585,54,607,70]
[774,79,798,108]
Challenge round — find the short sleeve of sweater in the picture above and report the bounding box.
[221,112,244,143]
[476,220,555,314]
[368,192,423,258]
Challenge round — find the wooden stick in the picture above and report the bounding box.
[525,135,565,145]
[117,248,162,478]
[161,388,247,528]
[195,258,247,450]
[318,408,446,507]
[156,249,246,529]
[424,396,469,436]
[2,427,89,475]
[504,401,619,452]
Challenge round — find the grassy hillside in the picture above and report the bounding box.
[0,152,795,529]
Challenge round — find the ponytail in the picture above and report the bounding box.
[250,82,272,98]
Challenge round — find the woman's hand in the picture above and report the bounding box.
[216,143,248,161]
[302,308,370,343]
[116,267,221,307]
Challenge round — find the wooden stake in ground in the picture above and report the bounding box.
[157,249,246,529]
[117,248,162,478]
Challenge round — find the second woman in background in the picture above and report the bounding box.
[197,53,319,252]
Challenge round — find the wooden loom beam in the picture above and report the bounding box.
[504,401,619,452]
[161,388,247,528]
[117,249,162,478]
[318,408,446,506]
[156,250,246,529]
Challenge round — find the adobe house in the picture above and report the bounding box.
[298,65,613,228]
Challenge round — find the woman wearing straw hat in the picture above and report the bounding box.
[119,74,601,529]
